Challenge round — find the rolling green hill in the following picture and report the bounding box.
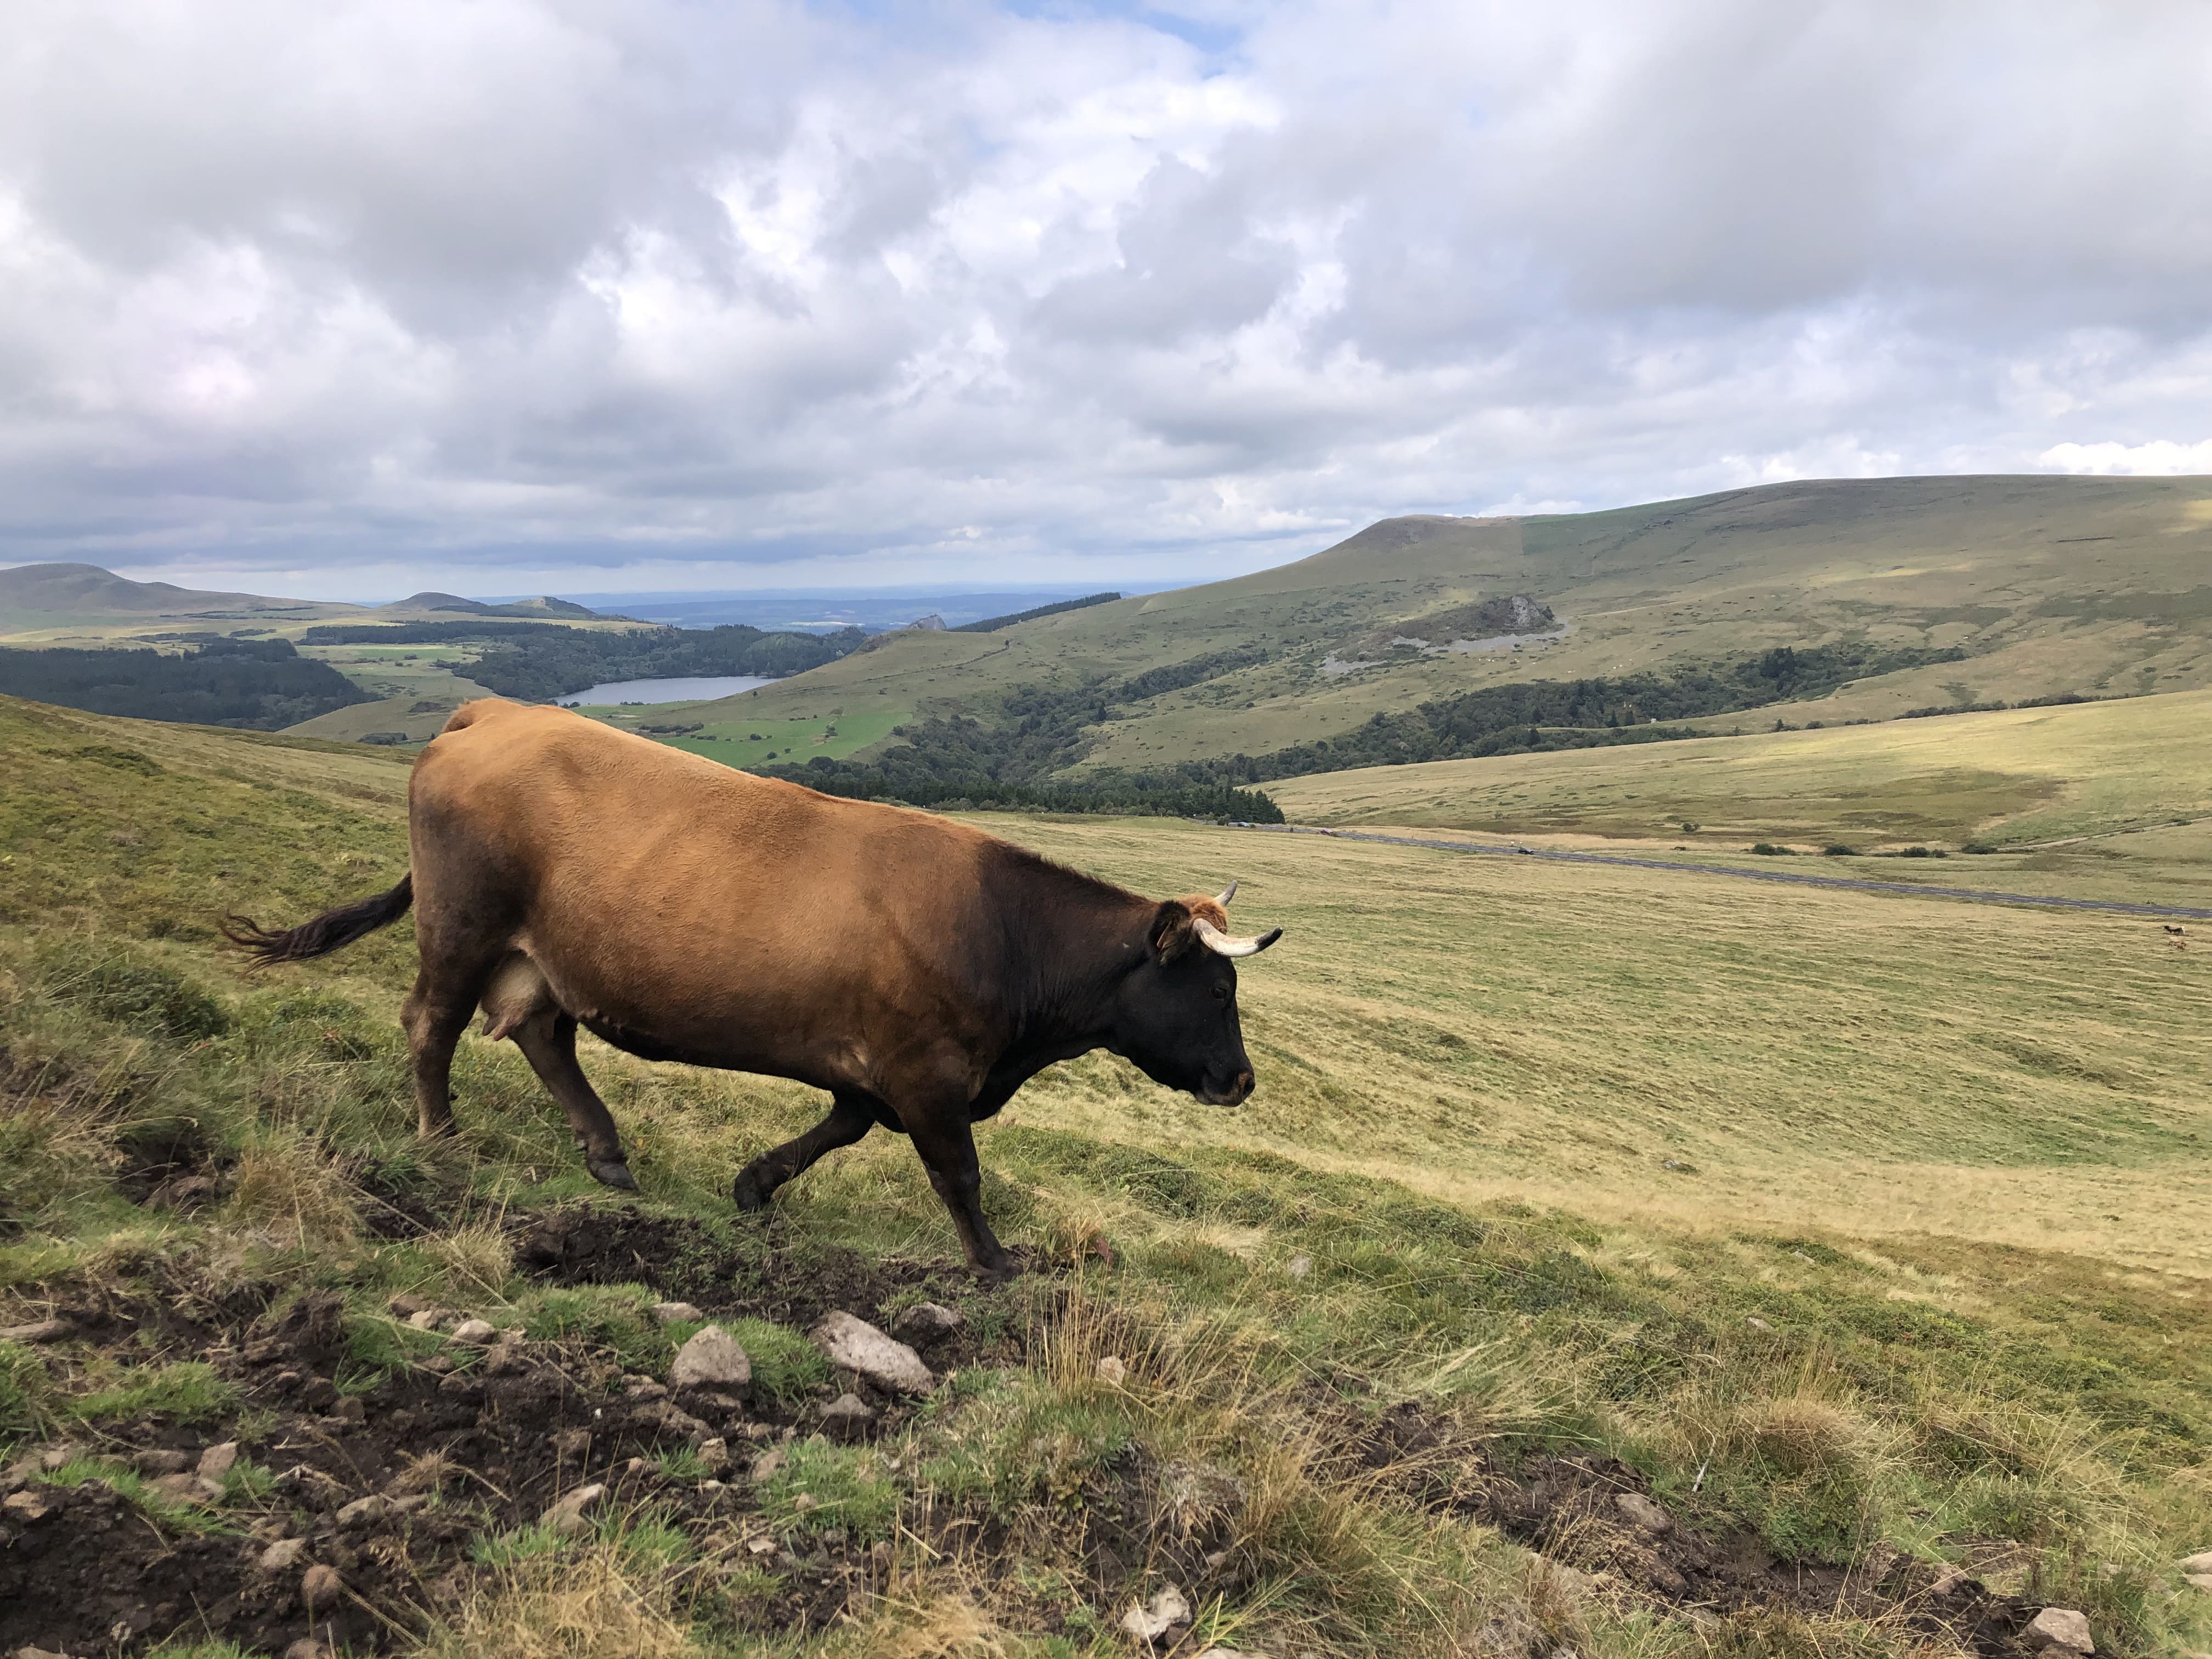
[2,691,2209,1657]
[696,476,2212,797]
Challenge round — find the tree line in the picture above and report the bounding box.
[0,637,371,730]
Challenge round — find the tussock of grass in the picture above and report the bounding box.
[421,1542,702,1659]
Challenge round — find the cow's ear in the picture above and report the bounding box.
[1151,900,1198,964]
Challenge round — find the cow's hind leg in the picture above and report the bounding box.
[403,967,492,1140]
[731,1092,876,1212]
[906,1110,1015,1283]
[511,1012,637,1190]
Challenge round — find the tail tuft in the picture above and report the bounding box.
[222,874,414,967]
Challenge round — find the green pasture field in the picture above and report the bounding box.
[1,692,2209,1657]
[1266,684,2212,854]
[565,700,910,770]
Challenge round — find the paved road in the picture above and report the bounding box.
[1249,824,2212,922]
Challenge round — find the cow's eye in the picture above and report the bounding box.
[1211,984,1229,1004]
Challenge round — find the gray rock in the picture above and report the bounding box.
[2182,1550,2212,1573]
[16,1646,76,1659]
[1613,1491,1673,1535]
[820,1392,877,1442]
[198,1441,240,1482]
[889,1302,964,1346]
[2024,1607,2094,1654]
[749,1447,786,1483]
[0,1318,71,1344]
[653,1301,703,1324]
[543,1482,606,1538]
[449,1318,498,1345]
[258,1537,308,1572]
[696,1437,730,1474]
[670,1325,752,1391]
[1096,1356,1127,1385]
[811,1312,933,1395]
[301,1562,343,1612]
[285,1640,331,1659]
[629,1399,709,1440]
[623,1375,668,1400]
[131,1449,193,1476]
[1120,1583,1193,1644]
[1,1490,52,1522]
[37,1444,78,1472]
[406,1309,446,1331]
[148,1472,224,1505]
[335,1494,390,1528]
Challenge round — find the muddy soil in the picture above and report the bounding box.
[0,1204,1022,1657]
[1340,1399,2039,1657]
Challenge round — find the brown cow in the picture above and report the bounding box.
[224,699,1281,1279]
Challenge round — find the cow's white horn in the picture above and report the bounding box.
[1214,881,1238,907]
[1194,916,1281,958]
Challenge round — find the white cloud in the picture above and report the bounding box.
[0,0,2210,596]
[2039,439,2212,477]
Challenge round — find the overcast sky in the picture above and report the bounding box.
[3,1,2209,600]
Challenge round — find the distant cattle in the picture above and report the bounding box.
[224,700,1282,1279]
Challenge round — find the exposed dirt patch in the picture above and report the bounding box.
[1335,1402,2039,1656]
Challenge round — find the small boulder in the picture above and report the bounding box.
[2182,1550,2212,1574]
[301,1562,343,1612]
[653,1301,703,1324]
[749,1447,787,1483]
[259,1537,308,1572]
[2185,1572,2212,1593]
[820,1393,877,1442]
[1613,1491,1673,1535]
[1096,1356,1128,1385]
[132,1449,193,1477]
[285,1640,331,1659]
[670,1325,752,1391]
[148,1472,224,1505]
[2,1489,53,1522]
[387,1292,432,1317]
[889,1302,964,1346]
[543,1482,606,1538]
[1120,1583,1193,1645]
[449,1318,498,1345]
[2023,1607,2094,1655]
[407,1310,445,1331]
[198,1441,240,1482]
[335,1494,389,1528]
[811,1312,933,1396]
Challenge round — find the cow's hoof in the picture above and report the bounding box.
[972,1257,1022,1288]
[731,1171,770,1212]
[588,1158,639,1191]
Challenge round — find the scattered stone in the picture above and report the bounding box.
[387,1292,432,1317]
[623,1374,668,1401]
[701,1479,726,1493]
[301,1563,343,1613]
[418,1354,454,1375]
[1535,1559,1595,1602]
[653,1301,703,1324]
[543,1483,606,1537]
[16,1646,75,1659]
[812,1311,933,1395]
[1745,1316,1773,1332]
[695,1389,746,1414]
[197,1441,240,1482]
[1194,1651,1263,1659]
[743,1422,775,1442]
[697,1437,730,1474]
[38,1444,80,1472]
[1120,1583,1193,1645]
[1286,1254,1312,1278]
[148,1472,224,1505]
[1613,1491,1674,1535]
[1096,1356,1128,1385]
[889,1302,964,1346]
[670,1325,753,1391]
[2185,1572,2212,1592]
[821,1392,877,1442]
[2023,1607,2094,1654]
[259,1537,308,1572]
[407,1310,445,1331]
[630,1398,710,1439]
[449,1318,498,1345]
[793,1492,819,1513]
[2182,1551,2212,1574]
[132,1449,193,1477]
[550,1429,591,1459]
[391,1493,432,1515]
[330,1396,366,1425]
[746,1533,779,1555]
[335,1494,390,1528]
[2,1490,53,1522]
[482,1342,528,1377]
[1930,1567,1971,1596]
[749,1447,787,1483]
[0,1318,71,1344]
[285,1640,331,1659]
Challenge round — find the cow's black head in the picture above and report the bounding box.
[1110,883,1281,1106]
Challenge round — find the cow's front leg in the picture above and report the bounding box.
[732,1092,877,1211]
[906,1108,1015,1283]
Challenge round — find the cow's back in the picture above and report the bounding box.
[406,700,1005,1069]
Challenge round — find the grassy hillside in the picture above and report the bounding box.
[2,695,2209,1657]
[691,476,2212,783]
[1266,684,2212,853]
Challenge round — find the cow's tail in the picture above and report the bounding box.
[221,874,415,968]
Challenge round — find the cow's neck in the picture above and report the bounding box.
[982,844,1154,1058]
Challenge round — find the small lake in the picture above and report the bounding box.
[558,675,774,707]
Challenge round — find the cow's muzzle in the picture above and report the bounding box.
[1196,1068,1255,1107]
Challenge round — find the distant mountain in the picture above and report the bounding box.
[0,561,327,620]
[383,591,616,620]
